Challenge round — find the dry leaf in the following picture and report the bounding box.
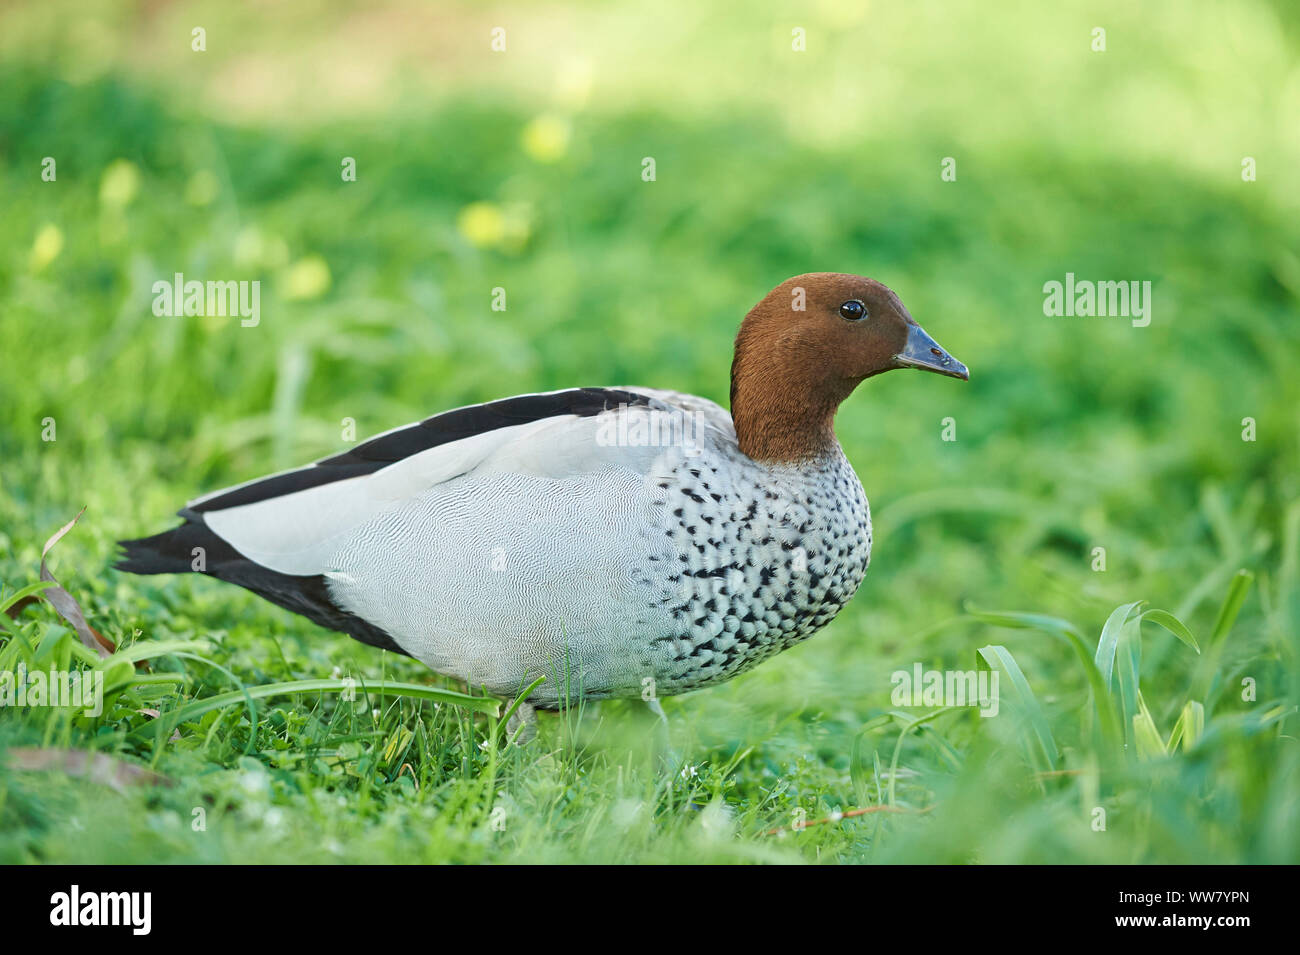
[6,747,171,792]
[3,594,41,619]
[39,508,114,656]
[136,709,181,740]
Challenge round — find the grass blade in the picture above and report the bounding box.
[95,639,211,668]
[1115,612,1143,750]
[887,707,959,806]
[1211,570,1253,644]
[1096,601,1143,691]
[1194,570,1255,703]
[495,674,547,745]
[970,608,1122,755]
[976,645,1058,773]
[1132,691,1167,759]
[128,678,499,740]
[851,715,892,804]
[1166,700,1205,752]
[1140,608,1199,654]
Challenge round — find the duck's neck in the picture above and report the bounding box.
[729,349,853,465]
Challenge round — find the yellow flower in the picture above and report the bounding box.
[457,201,536,252]
[457,202,506,248]
[99,159,140,208]
[521,114,571,163]
[30,224,64,271]
[282,256,331,300]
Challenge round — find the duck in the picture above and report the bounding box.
[117,273,967,728]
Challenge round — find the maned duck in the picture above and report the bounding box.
[118,273,967,723]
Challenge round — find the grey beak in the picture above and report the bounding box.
[895,322,969,381]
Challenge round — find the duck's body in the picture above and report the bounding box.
[119,274,965,709]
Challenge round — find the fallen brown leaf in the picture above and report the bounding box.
[6,747,171,792]
[39,508,115,657]
[3,594,41,619]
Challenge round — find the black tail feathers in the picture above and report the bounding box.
[115,522,223,575]
[115,519,409,656]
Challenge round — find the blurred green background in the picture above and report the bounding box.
[0,0,1297,863]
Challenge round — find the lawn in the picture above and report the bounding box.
[0,0,1297,863]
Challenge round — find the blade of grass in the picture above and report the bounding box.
[1115,612,1143,751]
[976,645,1058,773]
[1211,570,1253,644]
[95,639,210,669]
[1194,570,1255,703]
[1166,700,1205,752]
[969,609,1121,755]
[851,715,894,804]
[1096,601,1144,691]
[1140,609,1199,654]
[1133,691,1166,759]
[128,678,498,740]
[496,674,547,746]
[887,706,959,806]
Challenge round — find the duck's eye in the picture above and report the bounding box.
[839,299,867,321]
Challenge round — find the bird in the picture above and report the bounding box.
[117,273,968,732]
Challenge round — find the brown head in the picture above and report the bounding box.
[730,272,968,464]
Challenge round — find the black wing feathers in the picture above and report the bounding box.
[187,387,648,514]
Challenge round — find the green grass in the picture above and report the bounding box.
[1,0,1298,863]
